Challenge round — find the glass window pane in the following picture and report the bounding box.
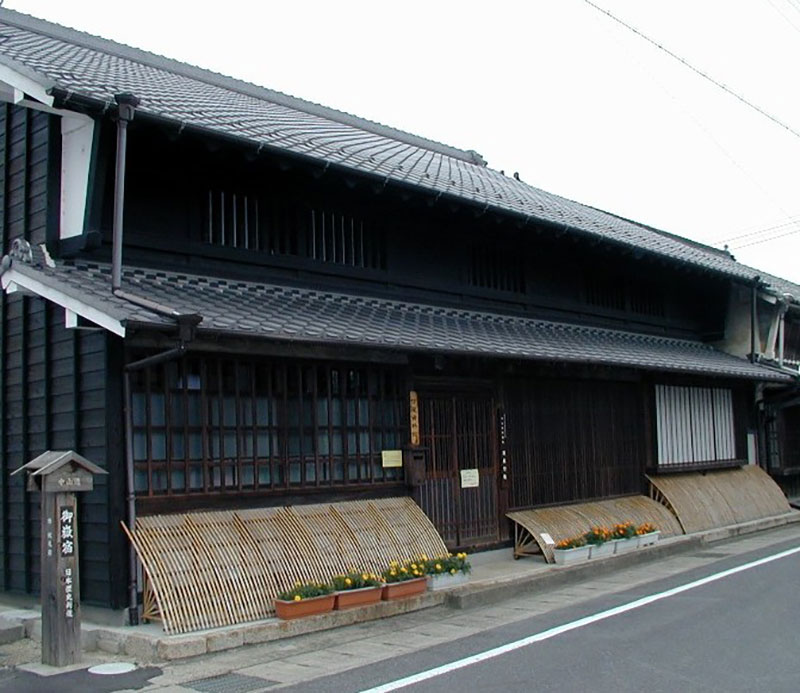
[132,393,147,426]
[133,432,147,460]
[151,432,166,460]
[151,394,166,426]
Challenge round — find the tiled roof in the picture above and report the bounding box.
[1,252,790,382]
[1,8,797,291]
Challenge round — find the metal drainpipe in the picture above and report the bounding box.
[111,93,140,292]
[123,346,186,626]
[750,279,759,363]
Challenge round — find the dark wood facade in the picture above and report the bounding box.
[0,92,777,610]
[0,104,127,608]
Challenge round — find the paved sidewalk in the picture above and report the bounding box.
[1,512,799,691]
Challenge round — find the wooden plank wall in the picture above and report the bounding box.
[0,103,121,607]
[505,377,647,509]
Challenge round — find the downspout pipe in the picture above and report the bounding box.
[750,278,760,363]
[111,93,140,292]
[122,316,200,627]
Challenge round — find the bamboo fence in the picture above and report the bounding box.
[507,495,683,563]
[647,465,792,534]
[123,497,448,634]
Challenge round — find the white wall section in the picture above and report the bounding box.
[60,114,95,239]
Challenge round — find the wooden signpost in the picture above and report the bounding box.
[12,450,107,667]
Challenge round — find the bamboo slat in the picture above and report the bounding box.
[647,466,793,534]
[507,495,683,563]
[125,496,447,634]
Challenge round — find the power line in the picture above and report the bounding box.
[765,0,800,34]
[583,0,800,141]
[715,216,800,245]
[732,224,800,250]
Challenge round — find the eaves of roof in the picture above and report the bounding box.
[0,250,792,384]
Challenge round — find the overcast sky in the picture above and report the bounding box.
[6,0,800,283]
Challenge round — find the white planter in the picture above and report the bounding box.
[553,545,591,565]
[429,572,469,590]
[637,531,660,547]
[589,542,614,559]
[613,538,638,555]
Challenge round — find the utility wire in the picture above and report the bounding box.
[732,224,800,249]
[765,0,800,34]
[715,216,800,245]
[583,0,800,140]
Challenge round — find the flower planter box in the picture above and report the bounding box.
[334,585,383,610]
[274,593,335,620]
[429,572,469,590]
[382,577,427,601]
[589,542,614,559]
[637,531,661,548]
[553,545,591,565]
[613,538,638,555]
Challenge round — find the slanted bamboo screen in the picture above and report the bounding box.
[507,496,683,563]
[122,497,447,634]
[647,465,793,534]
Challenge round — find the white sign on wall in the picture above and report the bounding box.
[460,469,479,488]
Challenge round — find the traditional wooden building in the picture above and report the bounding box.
[1,8,798,615]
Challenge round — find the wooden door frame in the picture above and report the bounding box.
[414,378,504,547]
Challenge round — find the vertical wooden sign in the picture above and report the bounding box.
[13,451,106,668]
[409,390,420,446]
[40,492,81,666]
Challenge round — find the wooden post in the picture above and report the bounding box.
[11,450,107,667]
[40,491,81,666]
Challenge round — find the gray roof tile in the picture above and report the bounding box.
[2,8,799,294]
[3,253,790,382]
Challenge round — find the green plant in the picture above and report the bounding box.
[381,559,426,583]
[421,552,471,576]
[555,535,588,550]
[331,570,382,591]
[584,526,612,545]
[612,522,637,540]
[277,580,334,602]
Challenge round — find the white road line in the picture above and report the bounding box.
[360,545,800,693]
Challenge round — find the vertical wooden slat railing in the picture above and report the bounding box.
[123,497,448,634]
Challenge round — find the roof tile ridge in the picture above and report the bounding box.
[0,7,487,166]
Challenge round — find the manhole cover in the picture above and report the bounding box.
[186,672,277,692]
[88,662,137,675]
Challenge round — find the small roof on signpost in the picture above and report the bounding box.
[11,450,107,477]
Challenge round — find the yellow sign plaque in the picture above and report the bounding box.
[381,450,403,468]
[409,390,420,446]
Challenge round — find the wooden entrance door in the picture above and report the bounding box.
[416,389,500,548]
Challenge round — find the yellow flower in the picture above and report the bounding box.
[450,568,457,575]
[411,563,418,570]
[294,581,301,587]
[361,573,369,580]
[345,577,352,585]
[435,563,442,572]
[390,569,397,576]
[421,554,428,560]
[293,595,302,602]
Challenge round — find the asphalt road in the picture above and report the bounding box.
[286,540,800,693]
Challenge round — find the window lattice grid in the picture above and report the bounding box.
[131,356,407,497]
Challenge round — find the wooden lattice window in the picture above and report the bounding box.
[130,355,407,497]
[206,190,385,270]
[468,242,525,293]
